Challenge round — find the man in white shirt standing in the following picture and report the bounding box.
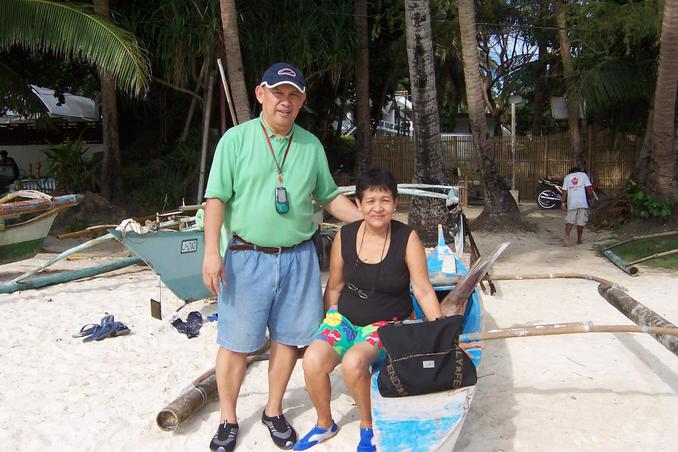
[562,167,593,246]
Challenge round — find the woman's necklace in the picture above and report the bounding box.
[357,222,390,263]
[352,222,391,301]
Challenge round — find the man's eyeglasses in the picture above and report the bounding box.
[346,282,371,300]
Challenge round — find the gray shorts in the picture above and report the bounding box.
[217,238,323,353]
[565,208,589,226]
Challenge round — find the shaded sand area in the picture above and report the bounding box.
[0,204,676,451]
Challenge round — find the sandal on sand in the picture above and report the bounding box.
[75,315,113,340]
[111,322,130,337]
[82,315,116,343]
[72,323,98,338]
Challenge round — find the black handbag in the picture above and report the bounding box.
[377,315,477,398]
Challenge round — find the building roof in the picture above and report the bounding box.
[1,85,97,124]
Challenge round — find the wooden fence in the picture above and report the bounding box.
[371,126,641,199]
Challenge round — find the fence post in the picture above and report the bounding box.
[544,136,549,177]
[588,126,593,176]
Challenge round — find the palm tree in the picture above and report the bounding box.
[219,0,251,122]
[554,0,584,168]
[354,0,371,175]
[0,0,150,197]
[404,0,448,244]
[647,0,678,198]
[93,0,121,198]
[0,0,150,97]
[458,0,522,228]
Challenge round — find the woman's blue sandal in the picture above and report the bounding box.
[293,422,338,450]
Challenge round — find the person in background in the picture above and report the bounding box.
[293,167,444,452]
[0,150,20,182]
[202,62,361,452]
[561,166,593,246]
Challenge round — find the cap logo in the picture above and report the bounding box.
[278,68,297,77]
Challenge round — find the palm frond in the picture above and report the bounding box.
[575,60,650,115]
[0,62,47,117]
[0,0,150,97]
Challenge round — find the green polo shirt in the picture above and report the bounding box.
[204,115,340,247]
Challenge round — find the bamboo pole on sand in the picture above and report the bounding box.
[157,338,275,431]
[598,284,678,358]
[156,353,270,431]
[601,230,678,251]
[627,248,678,265]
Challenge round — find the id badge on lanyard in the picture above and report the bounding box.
[262,123,293,214]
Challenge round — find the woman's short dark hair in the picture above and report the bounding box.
[355,167,398,200]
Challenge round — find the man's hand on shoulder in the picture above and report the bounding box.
[324,194,362,223]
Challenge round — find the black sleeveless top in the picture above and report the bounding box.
[337,220,413,326]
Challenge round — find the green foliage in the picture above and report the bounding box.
[626,180,677,220]
[120,128,208,212]
[612,236,678,271]
[44,137,98,193]
[0,0,150,98]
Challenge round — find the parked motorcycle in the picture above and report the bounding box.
[536,177,607,209]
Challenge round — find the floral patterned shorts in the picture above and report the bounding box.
[313,306,414,361]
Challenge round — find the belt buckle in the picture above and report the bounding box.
[275,246,282,255]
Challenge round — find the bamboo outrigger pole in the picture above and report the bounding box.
[430,272,622,290]
[460,321,678,343]
[598,284,678,358]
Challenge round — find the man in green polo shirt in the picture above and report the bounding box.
[203,62,360,451]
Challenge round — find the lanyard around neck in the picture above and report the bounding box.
[261,124,293,183]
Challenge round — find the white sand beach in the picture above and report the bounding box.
[1,205,677,451]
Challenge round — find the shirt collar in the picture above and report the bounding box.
[259,113,294,139]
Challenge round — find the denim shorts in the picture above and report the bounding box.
[217,238,323,353]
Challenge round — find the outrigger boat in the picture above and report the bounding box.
[107,184,463,304]
[0,191,82,265]
[371,226,485,451]
[108,226,213,302]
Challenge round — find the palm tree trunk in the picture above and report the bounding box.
[404,0,448,245]
[531,0,551,136]
[354,0,372,175]
[219,0,251,123]
[93,0,121,199]
[555,0,585,168]
[648,0,678,198]
[458,0,522,229]
[632,101,654,188]
[531,42,548,136]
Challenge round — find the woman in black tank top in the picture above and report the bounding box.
[295,168,444,451]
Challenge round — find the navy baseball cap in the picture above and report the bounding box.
[259,62,306,93]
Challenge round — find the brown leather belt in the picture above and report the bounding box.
[229,235,298,255]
